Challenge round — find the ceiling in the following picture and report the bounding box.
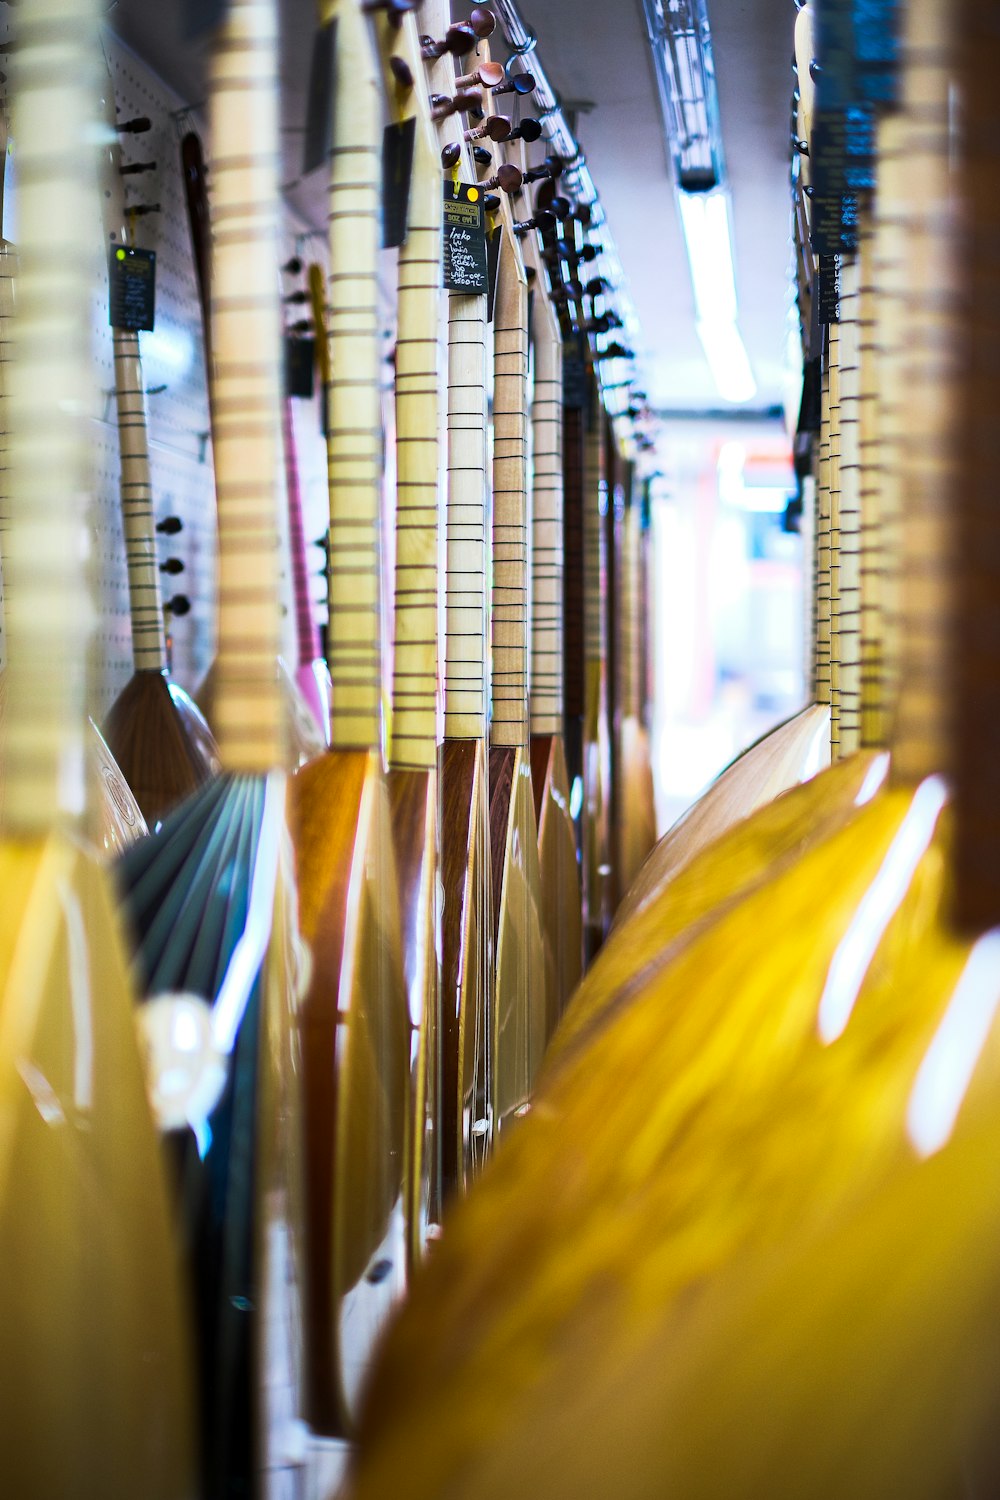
[110,0,797,417]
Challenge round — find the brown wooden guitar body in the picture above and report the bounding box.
[439,737,492,1198]
[197,656,325,771]
[530,732,582,1029]
[618,714,658,898]
[104,669,220,827]
[489,744,547,1131]
[615,702,831,929]
[289,747,408,1437]
[387,765,438,1264]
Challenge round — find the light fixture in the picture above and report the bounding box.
[696,318,756,404]
[677,191,737,323]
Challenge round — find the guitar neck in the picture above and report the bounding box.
[322,0,383,751]
[207,0,285,771]
[99,78,168,674]
[562,376,586,722]
[523,183,565,739]
[282,397,321,671]
[4,0,102,832]
[380,10,442,772]
[835,254,862,757]
[887,0,956,788]
[423,0,489,743]
[621,495,643,722]
[0,108,14,679]
[490,218,530,749]
[583,375,606,697]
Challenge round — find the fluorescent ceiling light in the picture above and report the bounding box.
[678,191,738,323]
[697,318,757,404]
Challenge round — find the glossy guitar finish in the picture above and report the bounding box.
[97,71,221,826]
[0,5,195,1491]
[288,0,408,1438]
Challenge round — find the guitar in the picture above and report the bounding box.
[281,259,333,743]
[371,4,444,1264]
[421,0,495,1205]
[98,71,222,827]
[615,475,657,896]
[116,0,306,1491]
[0,2,195,1492]
[0,74,150,857]
[478,40,547,1126]
[509,128,583,1025]
[581,368,612,956]
[179,126,326,766]
[287,0,409,1439]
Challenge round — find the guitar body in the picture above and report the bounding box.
[388,767,438,1262]
[615,703,832,929]
[104,668,220,826]
[117,774,304,1500]
[490,745,547,1130]
[530,732,582,1029]
[89,716,149,854]
[0,833,196,1500]
[289,747,408,1436]
[618,714,657,898]
[439,737,492,1198]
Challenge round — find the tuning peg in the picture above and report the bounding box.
[116,116,151,134]
[289,319,313,335]
[492,72,535,98]
[313,533,329,550]
[472,145,493,167]
[129,203,161,217]
[576,313,617,336]
[156,516,183,536]
[792,135,809,155]
[468,6,497,38]
[483,193,501,214]
[432,89,483,121]
[282,255,304,275]
[441,141,463,169]
[481,162,522,194]
[119,160,156,176]
[512,209,555,236]
[159,557,186,575]
[465,114,511,143]
[584,275,611,297]
[420,22,477,59]
[522,160,556,185]
[390,55,414,88]
[593,341,633,360]
[507,117,542,144]
[455,60,505,90]
[165,594,191,617]
[283,289,309,305]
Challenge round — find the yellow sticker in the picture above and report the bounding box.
[467,187,480,202]
[116,247,126,261]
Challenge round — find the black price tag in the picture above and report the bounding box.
[284,335,316,400]
[442,182,488,294]
[303,19,338,176]
[109,246,156,332]
[382,118,415,249]
[562,349,587,410]
[182,0,228,39]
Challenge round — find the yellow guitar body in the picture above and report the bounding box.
[616,702,831,928]
[490,745,547,1132]
[439,738,492,1198]
[532,733,582,1031]
[0,832,195,1499]
[289,747,408,1436]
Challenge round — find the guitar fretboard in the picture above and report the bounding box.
[490,227,529,749]
[5,0,101,829]
[529,286,564,736]
[386,13,441,773]
[583,385,606,683]
[835,255,862,757]
[562,395,585,720]
[322,0,383,752]
[887,0,957,788]
[857,197,888,749]
[100,97,168,675]
[813,342,833,707]
[207,0,285,771]
[827,319,843,754]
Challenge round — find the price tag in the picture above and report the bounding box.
[443,182,488,294]
[109,246,156,332]
[816,254,843,324]
[284,336,315,400]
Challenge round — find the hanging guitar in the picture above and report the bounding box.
[117,1,306,1491]
[0,3,195,1493]
[98,69,221,827]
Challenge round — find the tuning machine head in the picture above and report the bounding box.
[512,209,555,237]
[593,341,633,361]
[481,162,522,195]
[432,89,483,122]
[507,117,542,144]
[441,141,463,169]
[492,71,535,98]
[455,60,505,90]
[420,22,477,59]
[156,516,183,536]
[468,6,497,39]
[472,145,493,167]
[165,594,191,617]
[160,557,186,576]
[465,114,511,143]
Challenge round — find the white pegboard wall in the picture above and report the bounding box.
[86,33,332,718]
